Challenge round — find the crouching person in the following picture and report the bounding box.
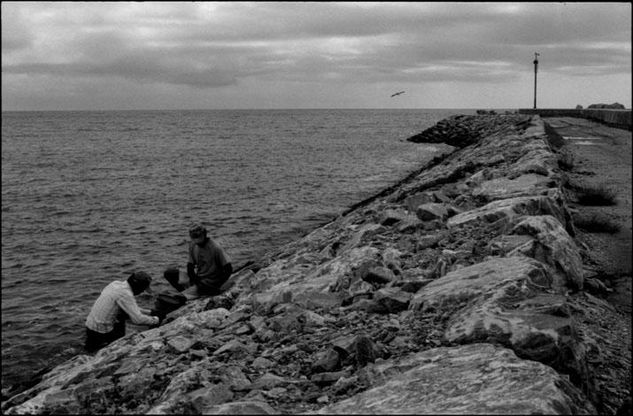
[84,271,160,353]
[164,224,233,300]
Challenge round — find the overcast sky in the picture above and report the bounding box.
[2,2,631,111]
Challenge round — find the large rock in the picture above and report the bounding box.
[368,287,412,314]
[446,292,590,389]
[509,215,584,291]
[203,400,278,414]
[314,344,595,414]
[472,174,554,202]
[410,257,550,312]
[415,202,450,221]
[567,292,632,413]
[447,194,566,230]
[239,246,380,313]
[508,146,558,178]
[410,256,590,394]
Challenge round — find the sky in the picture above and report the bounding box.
[2,2,631,111]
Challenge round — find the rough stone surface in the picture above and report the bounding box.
[472,173,554,201]
[314,344,596,415]
[410,256,551,311]
[510,215,584,290]
[415,202,450,221]
[447,194,566,230]
[202,400,278,414]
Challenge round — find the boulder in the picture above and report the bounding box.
[251,373,289,390]
[251,357,274,370]
[242,246,380,314]
[510,215,584,291]
[380,209,405,226]
[508,145,558,177]
[404,192,435,212]
[212,340,249,357]
[472,174,554,202]
[293,291,345,311]
[568,292,632,412]
[396,278,432,293]
[189,384,234,412]
[330,334,380,367]
[202,400,278,414]
[415,203,450,221]
[487,234,535,256]
[369,287,412,314]
[315,344,595,414]
[397,217,423,234]
[445,292,589,386]
[415,232,445,250]
[360,266,394,285]
[167,336,195,354]
[217,366,252,392]
[311,370,352,386]
[311,349,341,373]
[410,256,590,392]
[447,195,566,230]
[410,256,550,312]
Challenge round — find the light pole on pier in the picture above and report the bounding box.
[533,52,539,109]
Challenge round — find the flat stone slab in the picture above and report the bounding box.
[313,343,595,414]
[410,256,550,312]
[447,194,566,229]
[472,174,554,202]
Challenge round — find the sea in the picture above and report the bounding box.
[1,108,475,393]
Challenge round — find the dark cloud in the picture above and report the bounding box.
[3,56,238,89]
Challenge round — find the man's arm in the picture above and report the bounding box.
[116,291,159,327]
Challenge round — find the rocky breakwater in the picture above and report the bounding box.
[3,114,629,415]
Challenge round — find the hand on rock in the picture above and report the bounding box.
[150,310,166,327]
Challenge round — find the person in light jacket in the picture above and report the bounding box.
[85,271,159,352]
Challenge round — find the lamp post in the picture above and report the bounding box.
[533,52,539,109]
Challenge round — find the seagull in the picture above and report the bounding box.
[391,91,405,97]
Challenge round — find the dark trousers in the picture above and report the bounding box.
[84,319,126,353]
[163,269,228,299]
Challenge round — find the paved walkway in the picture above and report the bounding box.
[546,116,631,314]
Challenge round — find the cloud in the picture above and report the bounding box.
[1,2,630,110]
[1,3,34,51]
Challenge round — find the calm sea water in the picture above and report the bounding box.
[1,108,471,391]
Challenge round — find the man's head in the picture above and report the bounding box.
[127,271,152,295]
[189,224,208,245]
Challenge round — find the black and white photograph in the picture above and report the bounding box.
[2,2,631,414]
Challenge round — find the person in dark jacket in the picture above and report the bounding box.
[163,224,232,300]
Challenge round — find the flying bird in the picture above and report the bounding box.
[391,91,405,98]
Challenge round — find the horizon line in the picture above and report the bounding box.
[2,107,527,113]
